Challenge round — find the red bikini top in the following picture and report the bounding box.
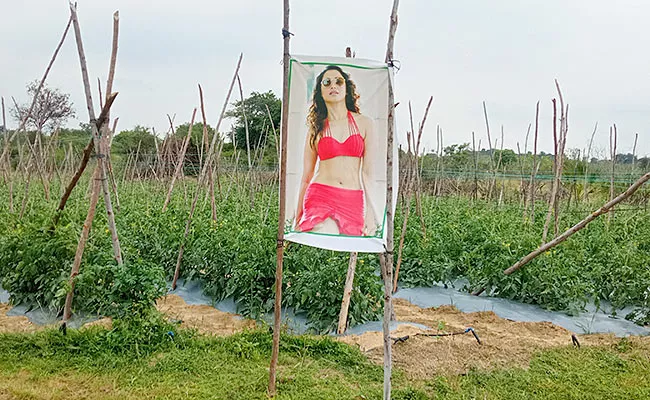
[317,111,365,161]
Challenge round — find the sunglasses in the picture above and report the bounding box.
[321,77,345,87]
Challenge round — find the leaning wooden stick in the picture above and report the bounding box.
[62,164,102,325]
[469,172,650,298]
[52,94,116,227]
[505,172,650,275]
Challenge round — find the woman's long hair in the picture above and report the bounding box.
[307,65,360,148]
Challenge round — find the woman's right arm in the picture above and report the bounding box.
[295,131,318,228]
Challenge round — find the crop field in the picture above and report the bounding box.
[1,163,649,331]
[2,2,650,397]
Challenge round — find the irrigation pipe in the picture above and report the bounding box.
[392,327,482,345]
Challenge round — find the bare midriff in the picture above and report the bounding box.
[312,156,362,190]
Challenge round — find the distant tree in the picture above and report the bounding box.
[638,157,650,170]
[225,91,281,151]
[11,80,76,133]
[172,122,217,168]
[615,153,636,165]
[57,123,92,153]
[112,125,158,157]
[444,143,472,169]
[493,149,517,166]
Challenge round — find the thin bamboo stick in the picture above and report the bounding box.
[162,108,196,212]
[171,54,243,290]
[583,122,597,204]
[198,84,216,221]
[62,164,101,325]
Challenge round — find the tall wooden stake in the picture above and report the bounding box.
[198,85,217,221]
[583,122,597,204]
[381,1,400,399]
[268,1,291,396]
[608,124,617,224]
[483,101,495,200]
[162,108,196,212]
[528,101,540,223]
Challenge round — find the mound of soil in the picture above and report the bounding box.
[338,298,648,378]
[0,303,36,333]
[0,295,256,336]
[155,294,257,335]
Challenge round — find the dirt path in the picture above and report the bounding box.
[0,295,256,336]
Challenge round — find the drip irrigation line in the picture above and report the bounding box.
[392,327,481,345]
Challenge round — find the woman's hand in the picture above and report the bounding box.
[295,204,304,230]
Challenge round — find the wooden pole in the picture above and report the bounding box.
[472,131,478,201]
[482,101,495,200]
[542,99,559,243]
[413,97,431,237]
[69,3,123,265]
[393,97,432,291]
[1,96,5,132]
[337,252,359,334]
[268,1,291,395]
[632,132,638,178]
[380,2,400,399]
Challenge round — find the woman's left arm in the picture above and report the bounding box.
[361,116,381,236]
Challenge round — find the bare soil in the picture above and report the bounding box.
[337,298,650,378]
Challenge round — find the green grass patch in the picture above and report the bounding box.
[0,317,649,399]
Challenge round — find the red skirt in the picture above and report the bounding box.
[298,182,364,236]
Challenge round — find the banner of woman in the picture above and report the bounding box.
[284,55,398,253]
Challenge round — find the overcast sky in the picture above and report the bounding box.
[1,0,648,158]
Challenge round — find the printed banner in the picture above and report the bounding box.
[283,55,398,253]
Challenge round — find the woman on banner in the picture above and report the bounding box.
[295,65,379,236]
